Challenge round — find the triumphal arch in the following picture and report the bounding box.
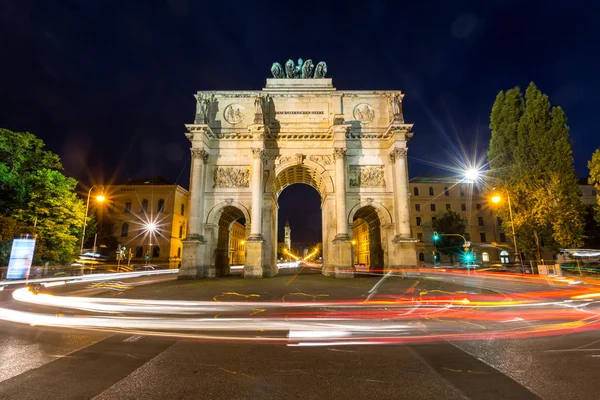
[179,59,417,279]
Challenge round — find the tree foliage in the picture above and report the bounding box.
[488,83,584,261]
[432,209,467,264]
[589,149,600,213]
[0,129,87,265]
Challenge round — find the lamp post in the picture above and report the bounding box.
[80,185,105,255]
[491,190,521,267]
[145,222,156,265]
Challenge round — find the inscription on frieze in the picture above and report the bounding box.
[349,165,386,188]
[309,155,333,165]
[213,167,250,188]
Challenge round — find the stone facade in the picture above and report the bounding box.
[179,77,417,279]
[103,178,189,269]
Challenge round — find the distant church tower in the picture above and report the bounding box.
[284,220,291,251]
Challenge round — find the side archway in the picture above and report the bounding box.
[348,200,393,273]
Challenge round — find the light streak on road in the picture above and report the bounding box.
[1,269,600,346]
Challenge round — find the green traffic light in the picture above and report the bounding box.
[464,253,473,262]
[433,231,440,241]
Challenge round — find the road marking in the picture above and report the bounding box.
[220,368,237,374]
[123,335,144,342]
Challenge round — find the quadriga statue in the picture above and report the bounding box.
[271,59,327,78]
[271,63,285,78]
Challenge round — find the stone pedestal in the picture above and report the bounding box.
[388,237,418,272]
[244,237,265,278]
[178,237,206,279]
[332,236,354,278]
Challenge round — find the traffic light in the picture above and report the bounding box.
[433,231,440,241]
[463,252,474,263]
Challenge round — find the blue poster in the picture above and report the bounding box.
[6,238,36,279]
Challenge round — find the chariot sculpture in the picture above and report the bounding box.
[271,59,327,79]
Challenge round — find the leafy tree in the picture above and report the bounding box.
[488,83,584,261]
[432,209,467,264]
[0,129,87,265]
[589,148,600,213]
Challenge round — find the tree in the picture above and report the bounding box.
[0,129,87,265]
[488,83,584,262]
[589,148,600,213]
[432,209,467,264]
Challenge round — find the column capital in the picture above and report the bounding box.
[333,147,347,160]
[251,148,268,164]
[389,147,408,164]
[191,148,210,164]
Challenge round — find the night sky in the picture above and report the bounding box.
[1,1,599,244]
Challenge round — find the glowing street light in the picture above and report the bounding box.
[490,190,521,267]
[464,168,480,182]
[80,185,105,255]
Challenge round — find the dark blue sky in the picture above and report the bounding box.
[1,1,599,244]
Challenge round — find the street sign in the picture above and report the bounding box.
[7,237,36,279]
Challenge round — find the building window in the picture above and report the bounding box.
[478,217,484,226]
[482,252,489,262]
[465,233,471,241]
[446,204,451,210]
[593,190,597,196]
[120,223,129,237]
[416,217,422,226]
[444,187,449,196]
[157,199,165,213]
[179,225,183,238]
[429,187,434,196]
[476,203,481,210]
[153,246,160,258]
[418,252,425,262]
[500,250,510,264]
[415,204,420,212]
[430,204,436,211]
[432,217,437,223]
[499,232,506,242]
[141,199,148,212]
[480,232,487,242]
[497,217,502,226]
[177,247,181,258]
[413,187,419,196]
[461,204,467,211]
[473,186,479,195]
[181,204,185,216]
[124,202,131,213]
[460,187,465,196]
[417,232,423,242]
[135,246,143,258]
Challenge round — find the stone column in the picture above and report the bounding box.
[188,148,209,239]
[330,147,353,278]
[333,147,348,239]
[390,147,411,238]
[245,147,266,278]
[249,148,264,239]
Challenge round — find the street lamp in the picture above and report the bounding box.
[145,222,157,265]
[490,190,521,267]
[80,185,105,255]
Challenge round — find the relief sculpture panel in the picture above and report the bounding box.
[213,167,250,188]
[348,165,386,188]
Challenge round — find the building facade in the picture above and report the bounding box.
[103,177,189,269]
[229,220,246,265]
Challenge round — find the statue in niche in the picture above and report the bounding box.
[314,62,327,78]
[285,59,296,78]
[301,59,314,78]
[271,62,285,78]
[254,95,263,115]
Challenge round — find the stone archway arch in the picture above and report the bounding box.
[347,199,393,227]
[269,159,334,198]
[205,199,251,226]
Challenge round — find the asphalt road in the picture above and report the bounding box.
[0,271,599,400]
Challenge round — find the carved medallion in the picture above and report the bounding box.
[349,166,386,188]
[353,103,375,123]
[223,104,245,124]
[213,167,250,188]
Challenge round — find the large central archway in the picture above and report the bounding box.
[268,162,335,274]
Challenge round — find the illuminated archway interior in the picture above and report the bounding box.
[352,205,383,271]
[216,205,246,276]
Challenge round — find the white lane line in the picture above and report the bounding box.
[123,335,144,342]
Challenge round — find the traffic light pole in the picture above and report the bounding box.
[433,231,473,264]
